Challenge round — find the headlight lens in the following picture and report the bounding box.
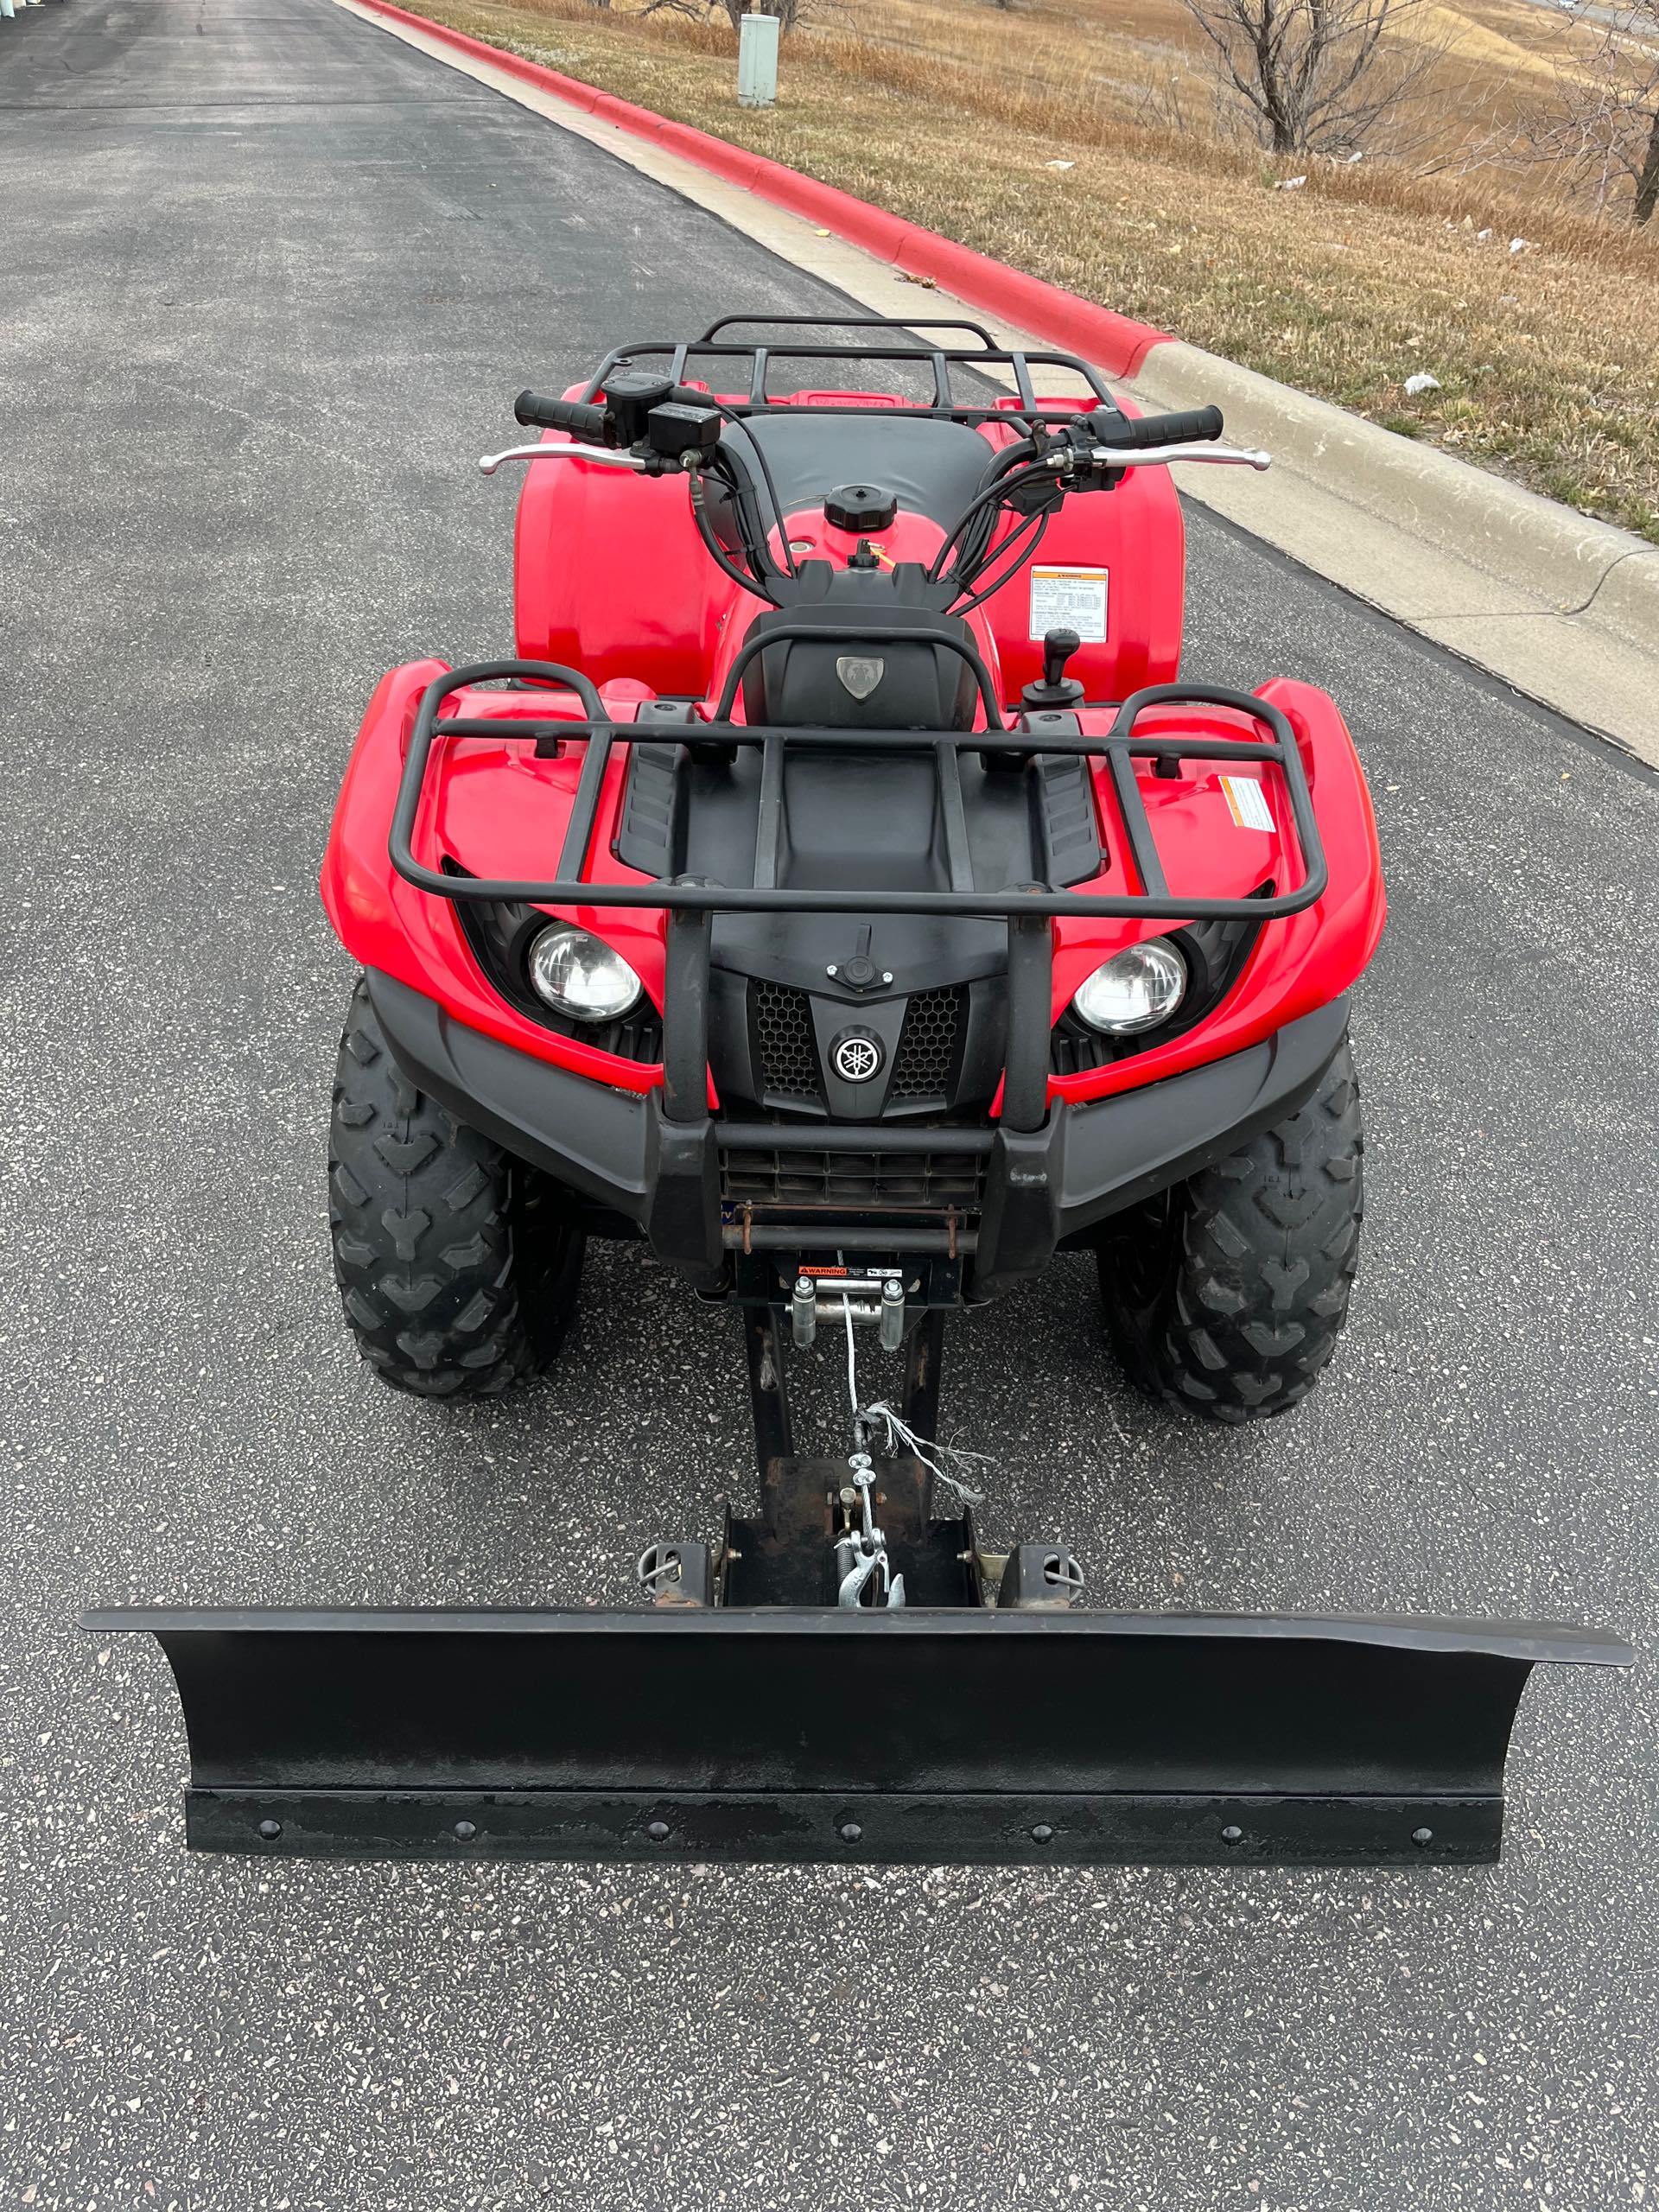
[1072,938,1187,1035]
[526,925,643,1022]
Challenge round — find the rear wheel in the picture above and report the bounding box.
[328,978,583,1397]
[1097,1040,1363,1422]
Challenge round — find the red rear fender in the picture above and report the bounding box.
[512,390,1185,709]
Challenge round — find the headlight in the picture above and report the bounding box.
[1072,938,1187,1035]
[526,925,643,1021]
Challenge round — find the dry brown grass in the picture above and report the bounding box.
[417,0,1659,539]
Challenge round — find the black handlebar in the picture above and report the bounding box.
[504,383,1230,612]
[516,386,1223,455]
[1092,404,1224,451]
[513,390,612,441]
[514,380,729,446]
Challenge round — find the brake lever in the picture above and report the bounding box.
[1089,442,1272,472]
[478,444,656,479]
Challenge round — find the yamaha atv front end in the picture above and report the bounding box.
[86,316,1632,1868]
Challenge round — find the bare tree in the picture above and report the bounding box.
[641,0,809,27]
[1179,0,1433,156]
[1512,5,1659,226]
[722,0,807,27]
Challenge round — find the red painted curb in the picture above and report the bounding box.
[351,0,1170,378]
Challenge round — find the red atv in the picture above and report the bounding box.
[87,319,1628,1868]
[325,315,1382,1415]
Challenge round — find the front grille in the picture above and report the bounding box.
[752,980,822,1103]
[721,1146,985,1211]
[887,986,963,1106]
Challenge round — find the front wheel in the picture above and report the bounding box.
[1097,1039,1363,1422]
[328,978,584,1397]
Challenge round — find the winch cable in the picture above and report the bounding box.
[841,1297,990,1510]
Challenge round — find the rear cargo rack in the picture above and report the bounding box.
[582,317,1120,423]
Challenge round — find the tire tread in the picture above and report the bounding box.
[327,978,581,1398]
[1099,1041,1364,1423]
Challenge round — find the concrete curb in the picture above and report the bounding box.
[1139,341,1659,654]
[340,0,1659,759]
[1591,546,1659,648]
[350,0,1166,378]
[1132,341,1658,751]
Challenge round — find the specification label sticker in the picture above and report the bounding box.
[1028,565,1109,643]
[1219,773,1275,834]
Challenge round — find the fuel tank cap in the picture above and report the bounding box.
[824,482,899,533]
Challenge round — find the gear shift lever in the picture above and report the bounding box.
[1021,626,1084,710]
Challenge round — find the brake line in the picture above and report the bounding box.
[925,457,1066,588]
[688,469,781,607]
[948,510,1051,618]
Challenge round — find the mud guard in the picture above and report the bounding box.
[81,1607,1630,1866]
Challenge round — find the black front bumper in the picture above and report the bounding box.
[366,970,1350,1290]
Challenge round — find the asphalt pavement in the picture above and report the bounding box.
[1,0,1655,2205]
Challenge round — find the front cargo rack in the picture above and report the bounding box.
[391,656,1327,1146]
[391,658,1326,925]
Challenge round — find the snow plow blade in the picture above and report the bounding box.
[81,1606,1630,1867]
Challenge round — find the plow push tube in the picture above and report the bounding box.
[81,1607,1630,1866]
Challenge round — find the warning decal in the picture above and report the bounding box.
[1219,773,1274,834]
[1028,566,1109,644]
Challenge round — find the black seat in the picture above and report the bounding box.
[726,411,995,531]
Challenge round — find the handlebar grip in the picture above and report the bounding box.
[1094,404,1224,451]
[512,390,611,442]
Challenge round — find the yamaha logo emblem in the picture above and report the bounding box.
[830,1030,884,1084]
